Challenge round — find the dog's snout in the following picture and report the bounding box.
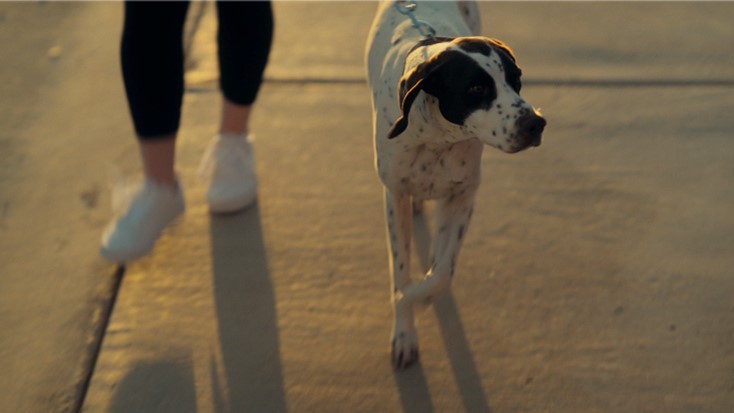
[517,112,546,147]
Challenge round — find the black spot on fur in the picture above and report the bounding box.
[455,37,493,56]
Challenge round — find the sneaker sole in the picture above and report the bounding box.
[208,192,257,215]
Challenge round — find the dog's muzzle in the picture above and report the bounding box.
[516,112,546,148]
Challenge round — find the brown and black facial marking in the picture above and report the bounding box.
[492,40,522,93]
[455,37,522,93]
[387,47,463,139]
[419,51,498,126]
[388,50,501,139]
[387,37,526,140]
[454,37,518,63]
[454,37,493,56]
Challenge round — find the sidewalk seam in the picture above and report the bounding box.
[71,265,126,413]
[183,76,734,92]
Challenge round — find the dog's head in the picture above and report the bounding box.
[387,37,546,153]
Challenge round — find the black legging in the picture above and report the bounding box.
[121,1,273,139]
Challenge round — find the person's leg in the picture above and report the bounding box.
[199,1,273,213]
[121,1,189,186]
[216,0,273,123]
[139,137,177,185]
[219,99,252,135]
[101,1,189,263]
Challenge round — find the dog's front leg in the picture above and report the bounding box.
[404,191,476,305]
[385,189,419,369]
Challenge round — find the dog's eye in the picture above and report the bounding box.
[467,84,488,96]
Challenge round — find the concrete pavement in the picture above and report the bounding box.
[0,3,132,412]
[2,2,733,413]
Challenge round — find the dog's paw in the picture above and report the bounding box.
[391,326,419,369]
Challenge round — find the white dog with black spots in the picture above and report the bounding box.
[365,0,546,369]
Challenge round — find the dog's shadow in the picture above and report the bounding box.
[394,205,492,413]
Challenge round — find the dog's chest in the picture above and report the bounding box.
[386,139,482,200]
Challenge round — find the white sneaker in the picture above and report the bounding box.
[198,133,257,214]
[100,179,185,263]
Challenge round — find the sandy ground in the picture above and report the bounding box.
[1,2,733,413]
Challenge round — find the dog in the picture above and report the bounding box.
[366,0,546,369]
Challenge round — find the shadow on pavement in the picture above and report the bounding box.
[395,204,492,412]
[434,293,492,413]
[108,359,197,413]
[209,204,288,413]
[394,363,435,413]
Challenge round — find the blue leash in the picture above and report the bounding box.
[394,0,436,39]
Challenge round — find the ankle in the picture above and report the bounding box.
[219,98,252,134]
[144,176,179,191]
[217,131,249,141]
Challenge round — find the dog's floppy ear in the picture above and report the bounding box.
[386,51,457,139]
[488,38,517,63]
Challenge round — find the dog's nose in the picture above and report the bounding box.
[517,113,546,147]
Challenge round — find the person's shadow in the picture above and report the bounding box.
[107,359,197,413]
[208,204,288,413]
[106,204,287,413]
[394,206,492,413]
